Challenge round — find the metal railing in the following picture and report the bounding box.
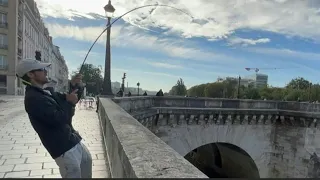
[0,64,8,70]
[0,22,8,29]
[0,44,8,50]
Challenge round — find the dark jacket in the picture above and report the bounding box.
[24,85,82,159]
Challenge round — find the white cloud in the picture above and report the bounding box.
[35,0,320,41]
[147,62,184,69]
[247,47,320,61]
[228,37,270,46]
[46,23,122,44]
[46,23,237,63]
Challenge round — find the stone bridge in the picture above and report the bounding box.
[98,96,320,178]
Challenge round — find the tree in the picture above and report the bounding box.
[72,63,103,97]
[188,84,207,97]
[286,77,311,90]
[169,78,187,96]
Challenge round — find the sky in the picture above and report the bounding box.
[35,0,320,92]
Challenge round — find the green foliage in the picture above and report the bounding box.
[182,77,318,102]
[72,63,103,96]
[169,78,187,96]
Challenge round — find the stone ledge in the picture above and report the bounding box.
[130,107,320,127]
[99,98,207,178]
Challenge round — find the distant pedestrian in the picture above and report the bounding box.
[16,59,92,178]
[128,91,132,97]
[156,89,164,96]
[143,91,147,96]
[117,89,123,97]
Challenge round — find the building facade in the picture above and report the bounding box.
[245,73,268,88]
[0,0,68,95]
[217,73,268,89]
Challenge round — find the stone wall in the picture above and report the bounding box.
[111,96,320,178]
[98,98,207,178]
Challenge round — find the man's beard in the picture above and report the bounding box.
[35,77,49,85]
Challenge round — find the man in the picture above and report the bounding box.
[16,59,92,178]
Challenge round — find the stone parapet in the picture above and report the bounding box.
[113,96,320,113]
[98,98,207,178]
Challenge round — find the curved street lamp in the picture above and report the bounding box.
[79,3,193,96]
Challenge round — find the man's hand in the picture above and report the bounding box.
[66,89,79,104]
[71,74,83,86]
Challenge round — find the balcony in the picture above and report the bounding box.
[18,5,23,15]
[18,28,22,36]
[0,22,8,29]
[0,44,8,50]
[18,48,22,56]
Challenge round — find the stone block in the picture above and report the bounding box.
[30,169,52,176]
[14,163,43,171]
[26,157,52,163]
[0,165,14,172]
[3,158,26,165]
[4,171,30,178]
[43,162,58,169]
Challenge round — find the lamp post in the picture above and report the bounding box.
[101,0,116,96]
[137,82,140,96]
[237,76,241,99]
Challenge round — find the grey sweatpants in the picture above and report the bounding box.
[54,142,92,178]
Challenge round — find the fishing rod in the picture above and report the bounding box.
[79,4,193,73]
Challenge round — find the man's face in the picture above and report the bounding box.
[28,68,49,85]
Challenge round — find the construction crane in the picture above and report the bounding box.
[245,67,284,73]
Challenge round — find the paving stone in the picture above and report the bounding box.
[3,158,26,165]
[96,153,106,159]
[4,171,30,178]
[26,157,52,163]
[0,172,4,178]
[93,165,107,171]
[0,149,36,155]
[0,146,12,151]
[0,165,14,172]
[22,153,46,158]
[30,169,52,176]
[0,159,4,165]
[92,170,109,178]
[52,168,60,174]
[0,140,15,145]
[43,174,61,178]
[12,146,29,150]
[93,160,106,166]
[0,154,21,159]
[20,175,43,178]
[88,146,104,151]
[14,163,43,171]
[43,162,58,169]
[36,148,48,153]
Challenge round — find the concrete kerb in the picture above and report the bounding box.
[98,98,207,178]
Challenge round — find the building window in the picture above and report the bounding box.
[0,55,7,70]
[0,34,7,49]
[0,0,8,7]
[0,13,7,28]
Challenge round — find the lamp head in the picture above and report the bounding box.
[104,0,115,18]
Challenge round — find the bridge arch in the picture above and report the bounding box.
[184,142,260,178]
[156,124,272,177]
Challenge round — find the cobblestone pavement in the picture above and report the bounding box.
[0,99,109,178]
